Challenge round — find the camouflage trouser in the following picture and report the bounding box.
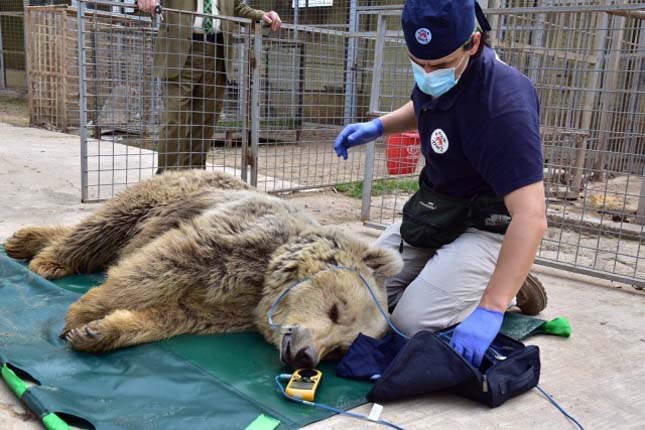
[376,222,513,336]
[157,34,226,172]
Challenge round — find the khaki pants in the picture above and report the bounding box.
[375,222,507,336]
[157,34,226,172]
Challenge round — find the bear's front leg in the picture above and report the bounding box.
[63,307,191,352]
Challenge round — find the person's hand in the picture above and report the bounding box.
[450,307,504,368]
[334,119,383,160]
[262,11,282,31]
[137,0,157,15]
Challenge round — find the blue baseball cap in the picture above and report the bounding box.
[402,0,490,60]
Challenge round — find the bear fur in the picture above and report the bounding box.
[5,170,403,368]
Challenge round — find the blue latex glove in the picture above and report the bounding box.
[334,119,383,160]
[450,307,504,368]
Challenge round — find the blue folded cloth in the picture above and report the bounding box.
[336,332,407,381]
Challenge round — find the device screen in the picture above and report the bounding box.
[289,380,315,390]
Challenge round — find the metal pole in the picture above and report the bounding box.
[77,0,89,202]
[361,141,376,223]
[294,0,299,27]
[21,0,30,93]
[250,23,261,188]
[343,0,358,125]
[483,0,500,47]
[606,10,645,20]
[368,14,385,114]
[627,20,645,178]
[290,0,300,133]
[534,258,645,290]
[0,16,5,88]
[634,23,645,224]
[639,172,645,225]
[571,12,609,193]
[240,31,250,182]
[361,13,386,223]
[593,14,625,179]
[528,0,547,83]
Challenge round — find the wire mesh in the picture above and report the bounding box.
[362,6,645,288]
[0,0,27,89]
[26,5,80,130]
[247,24,375,193]
[0,0,71,89]
[73,0,385,197]
[76,0,251,201]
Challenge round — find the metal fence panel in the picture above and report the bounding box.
[26,5,80,130]
[248,24,376,193]
[76,0,251,201]
[1,0,71,90]
[361,7,645,288]
[73,1,381,198]
[0,0,27,89]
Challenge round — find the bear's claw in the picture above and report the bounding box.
[63,320,108,352]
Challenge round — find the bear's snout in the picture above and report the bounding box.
[280,327,320,369]
[292,346,317,369]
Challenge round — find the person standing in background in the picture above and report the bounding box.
[137,0,281,172]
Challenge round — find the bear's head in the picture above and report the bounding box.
[255,227,403,369]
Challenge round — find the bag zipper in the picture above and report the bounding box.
[486,345,539,375]
[482,374,488,393]
[402,209,441,228]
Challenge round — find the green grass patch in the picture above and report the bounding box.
[335,178,419,199]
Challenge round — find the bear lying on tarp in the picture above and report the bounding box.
[5,170,403,369]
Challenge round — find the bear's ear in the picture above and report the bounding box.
[362,245,403,278]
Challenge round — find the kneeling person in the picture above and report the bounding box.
[334,0,548,368]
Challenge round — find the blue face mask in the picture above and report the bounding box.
[410,55,468,98]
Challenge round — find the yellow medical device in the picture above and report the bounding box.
[285,369,322,401]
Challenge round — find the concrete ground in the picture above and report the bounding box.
[1,122,644,430]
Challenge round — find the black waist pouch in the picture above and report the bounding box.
[400,182,471,248]
[367,329,540,408]
[469,193,512,235]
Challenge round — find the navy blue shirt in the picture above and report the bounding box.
[412,46,543,199]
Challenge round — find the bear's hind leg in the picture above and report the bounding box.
[27,206,151,279]
[63,308,191,352]
[28,184,183,279]
[5,227,72,260]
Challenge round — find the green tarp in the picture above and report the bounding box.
[0,247,564,430]
[0,249,371,430]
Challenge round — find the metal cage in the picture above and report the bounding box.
[360,4,645,288]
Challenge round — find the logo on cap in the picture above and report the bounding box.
[415,28,432,45]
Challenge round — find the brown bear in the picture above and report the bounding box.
[5,170,403,369]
